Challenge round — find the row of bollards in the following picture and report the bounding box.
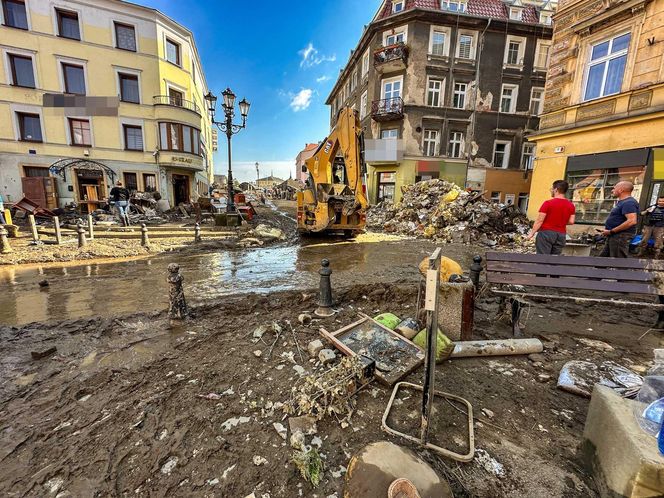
[166,258,336,322]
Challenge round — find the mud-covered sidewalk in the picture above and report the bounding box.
[0,279,659,497]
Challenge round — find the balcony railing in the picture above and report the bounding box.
[374,42,408,70]
[153,95,201,115]
[371,97,404,122]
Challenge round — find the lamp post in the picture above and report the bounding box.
[255,161,260,189]
[204,88,250,213]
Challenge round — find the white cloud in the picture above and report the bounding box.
[299,42,336,68]
[290,88,313,112]
[316,75,331,83]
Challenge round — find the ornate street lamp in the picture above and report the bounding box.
[204,87,251,213]
[255,161,260,187]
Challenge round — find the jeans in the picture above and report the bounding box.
[116,200,129,217]
[536,230,566,255]
[600,232,632,258]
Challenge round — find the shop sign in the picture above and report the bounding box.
[171,156,193,164]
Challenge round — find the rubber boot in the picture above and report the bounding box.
[124,214,131,227]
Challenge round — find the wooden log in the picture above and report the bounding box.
[450,338,543,358]
[53,216,62,245]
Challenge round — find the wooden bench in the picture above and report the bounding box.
[483,251,664,336]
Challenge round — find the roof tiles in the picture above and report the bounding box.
[377,0,544,24]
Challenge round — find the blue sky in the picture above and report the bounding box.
[137,0,379,182]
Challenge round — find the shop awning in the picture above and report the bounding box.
[566,148,651,172]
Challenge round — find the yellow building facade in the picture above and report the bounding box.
[527,0,664,229]
[0,0,214,211]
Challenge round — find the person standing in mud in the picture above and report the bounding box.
[527,180,575,255]
[600,180,639,258]
[109,180,131,226]
[638,196,664,257]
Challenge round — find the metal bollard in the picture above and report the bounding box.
[314,259,335,317]
[141,223,150,247]
[469,255,483,289]
[87,214,94,240]
[194,223,201,243]
[53,216,62,245]
[77,223,87,248]
[0,226,12,254]
[167,263,189,320]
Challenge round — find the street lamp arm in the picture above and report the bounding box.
[212,121,245,137]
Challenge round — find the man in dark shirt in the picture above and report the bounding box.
[600,181,639,258]
[639,196,664,257]
[109,181,131,226]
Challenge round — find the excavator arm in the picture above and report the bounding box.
[300,108,368,232]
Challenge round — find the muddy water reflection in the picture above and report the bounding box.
[0,238,466,326]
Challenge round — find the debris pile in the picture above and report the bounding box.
[367,180,533,247]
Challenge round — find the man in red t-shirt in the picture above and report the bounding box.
[527,180,576,255]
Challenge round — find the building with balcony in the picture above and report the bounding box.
[0,0,214,211]
[527,0,664,228]
[325,0,555,206]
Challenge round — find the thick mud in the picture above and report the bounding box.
[0,280,659,497]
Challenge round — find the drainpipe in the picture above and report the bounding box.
[464,17,492,188]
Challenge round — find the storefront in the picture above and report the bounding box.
[564,148,654,225]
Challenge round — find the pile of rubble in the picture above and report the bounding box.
[367,179,533,247]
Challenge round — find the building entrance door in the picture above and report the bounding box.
[172,174,190,205]
[75,169,105,214]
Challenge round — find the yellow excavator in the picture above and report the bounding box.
[296,107,369,236]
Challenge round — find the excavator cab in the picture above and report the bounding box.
[297,107,368,235]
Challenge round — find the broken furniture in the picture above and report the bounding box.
[382,248,475,462]
[13,196,56,218]
[484,252,664,336]
[320,313,424,386]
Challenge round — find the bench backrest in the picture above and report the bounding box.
[485,252,664,295]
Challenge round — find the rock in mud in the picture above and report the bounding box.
[318,349,336,365]
[160,456,179,474]
[252,455,268,466]
[273,422,287,440]
[308,339,324,358]
[298,313,312,326]
[31,346,57,360]
[289,415,317,436]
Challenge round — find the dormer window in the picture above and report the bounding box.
[392,0,404,13]
[442,0,467,13]
[540,12,552,24]
[509,7,523,20]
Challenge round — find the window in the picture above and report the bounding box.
[8,53,34,88]
[500,84,518,113]
[351,70,358,91]
[509,7,522,21]
[540,13,552,25]
[362,49,370,77]
[69,118,90,146]
[530,87,544,115]
[504,36,526,66]
[159,122,201,155]
[534,40,551,69]
[393,0,404,12]
[360,90,368,119]
[430,28,447,56]
[427,78,443,107]
[62,63,85,94]
[143,173,157,192]
[584,33,631,101]
[490,191,501,202]
[166,38,180,65]
[518,193,529,213]
[381,129,398,139]
[423,129,439,157]
[56,9,80,40]
[453,82,467,109]
[385,28,406,46]
[115,22,136,51]
[521,143,535,170]
[457,33,474,60]
[2,0,28,29]
[377,172,396,203]
[382,78,402,100]
[493,141,511,168]
[119,73,139,103]
[168,87,183,106]
[123,124,143,150]
[17,112,42,142]
[448,132,464,158]
[442,0,466,12]
[123,172,138,192]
